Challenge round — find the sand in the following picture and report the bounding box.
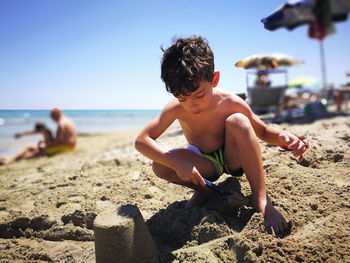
[0,114,350,262]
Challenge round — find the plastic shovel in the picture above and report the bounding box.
[203,178,250,207]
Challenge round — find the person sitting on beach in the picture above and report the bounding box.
[333,72,350,112]
[134,36,308,235]
[45,107,76,155]
[0,122,54,164]
[254,72,271,88]
[0,108,76,164]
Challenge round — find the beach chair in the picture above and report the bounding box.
[247,86,286,118]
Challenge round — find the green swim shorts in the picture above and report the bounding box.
[187,145,244,180]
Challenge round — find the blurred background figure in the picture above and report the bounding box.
[254,72,271,88]
[45,108,76,155]
[283,76,322,111]
[333,71,350,111]
[0,108,77,164]
[0,122,54,164]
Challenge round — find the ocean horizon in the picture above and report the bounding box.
[0,109,161,157]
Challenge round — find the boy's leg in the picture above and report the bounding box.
[152,149,218,207]
[224,113,287,234]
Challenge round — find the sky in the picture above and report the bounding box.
[1,0,349,110]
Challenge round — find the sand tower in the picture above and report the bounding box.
[94,204,159,263]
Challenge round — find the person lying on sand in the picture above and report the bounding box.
[0,122,54,164]
[0,108,76,164]
[135,36,308,235]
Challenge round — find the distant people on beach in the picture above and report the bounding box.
[0,122,54,164]
[0,108,76,164]
[333,72,350,112]
[254,72,271,88]
[135,36,308,235]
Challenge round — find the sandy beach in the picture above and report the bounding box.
[0,113,350,262]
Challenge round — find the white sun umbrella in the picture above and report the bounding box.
[235,52,303,70]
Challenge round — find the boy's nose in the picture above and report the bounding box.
[189,100,198,108]
[189,102,199,110]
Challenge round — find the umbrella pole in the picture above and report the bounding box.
[319,40,327,90]
[246,72,249,88]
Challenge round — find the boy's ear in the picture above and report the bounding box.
[212,71,220,87]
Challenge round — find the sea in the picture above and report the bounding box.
[0,110,161,157]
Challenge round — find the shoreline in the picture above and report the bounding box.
[1,104,348,157]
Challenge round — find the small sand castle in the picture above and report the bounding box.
[94,204,159,263]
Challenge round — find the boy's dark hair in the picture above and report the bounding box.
[161,36,214,97]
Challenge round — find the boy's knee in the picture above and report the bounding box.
[225,113,251,132]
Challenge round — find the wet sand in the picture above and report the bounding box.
[0,115,349,262]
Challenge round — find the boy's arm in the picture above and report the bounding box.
[135,101,206,187]
[134,107,176,164]
[232,97,308,160]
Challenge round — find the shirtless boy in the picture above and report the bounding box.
[135,36,308,234]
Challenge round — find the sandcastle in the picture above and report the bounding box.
[94,204,159,263]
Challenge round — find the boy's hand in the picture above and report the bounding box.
[264,200,288,235]
[176,163,206,188]
[279,132,308,162]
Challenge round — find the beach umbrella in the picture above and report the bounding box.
[234,52,302,70]
[287,76,320,87]
[288,76,322,94]
[261,0,350,89]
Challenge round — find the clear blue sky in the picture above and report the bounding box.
[1,0,349,109]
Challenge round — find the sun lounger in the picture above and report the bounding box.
[247,86,286,118]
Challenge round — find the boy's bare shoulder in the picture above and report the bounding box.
[162,98,186,117]
[163,98,180,110]
[213,89,252,118]
[216,89,246,106]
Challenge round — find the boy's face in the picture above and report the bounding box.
[176,80,214,115]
